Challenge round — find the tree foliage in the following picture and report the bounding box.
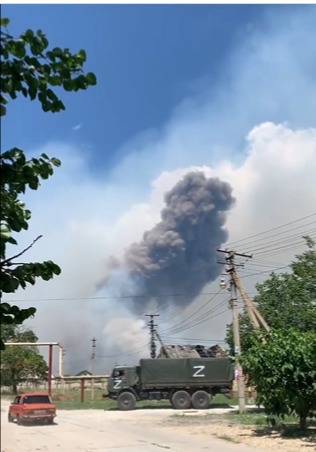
[240,329,316,430]
[226,237,316,355]
[1,17,96,116]
[0,325,49,394]
[0,18,97,348]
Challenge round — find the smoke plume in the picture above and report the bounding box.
[98,171,235,310]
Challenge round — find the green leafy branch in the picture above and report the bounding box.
[1,17,97,116]
[1,234,43,267]
[0,17,97,349]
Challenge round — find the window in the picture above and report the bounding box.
[113,369,125,378]
[23,395,51,404]
[14,396,20,404]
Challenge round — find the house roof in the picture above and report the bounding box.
[75,370,92,376]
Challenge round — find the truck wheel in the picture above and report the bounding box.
[117,392,136,411]
[171,391,191,410]
[8,413,13,423]
[191,391,210,409]
[17,415,22,425]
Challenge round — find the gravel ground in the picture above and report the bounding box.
[1,399,314,452]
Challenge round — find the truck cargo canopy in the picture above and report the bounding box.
[140,358,234,387]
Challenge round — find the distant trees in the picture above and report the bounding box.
[1,325,48,394]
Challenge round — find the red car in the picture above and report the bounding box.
[8,393,57,425]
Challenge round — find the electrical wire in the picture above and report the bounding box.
[225,212,316,248]
[159,289,224,333]
[161,337,226,343]
[95,344,149,360]
[159,293,226,335]
[4,291,233,303]
[160,299,231,336]
[248,229,316,254]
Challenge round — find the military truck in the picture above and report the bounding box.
[106,357,234,410]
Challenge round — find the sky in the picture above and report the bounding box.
[2,4,316,374]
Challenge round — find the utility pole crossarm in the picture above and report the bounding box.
[217,249,253,259]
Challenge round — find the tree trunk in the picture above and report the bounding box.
[12,383,17,395]
[299,413,307,430]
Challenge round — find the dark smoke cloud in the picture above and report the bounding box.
[99,172,235,309]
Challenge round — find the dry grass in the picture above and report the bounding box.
[164,410,316,452]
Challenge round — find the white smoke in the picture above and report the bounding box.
[3,6,316,373]
[5,121,315,373]
[103,318,148,355]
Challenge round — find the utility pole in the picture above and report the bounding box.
[91,337,97,401]
[218,249,252,413]
[155,329,171,358]
[61,348,66,394]
[145,314,159,358]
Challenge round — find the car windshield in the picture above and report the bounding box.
[23,395,51,404]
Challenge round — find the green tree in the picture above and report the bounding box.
[1,325,49,394]
[225,237,316,355]
[0,18,97,348]
[240,329,316,430]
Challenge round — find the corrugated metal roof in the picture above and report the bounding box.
[158,344,226,359]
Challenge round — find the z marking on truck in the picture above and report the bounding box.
[193,365,205,377]
[114,380,122,389]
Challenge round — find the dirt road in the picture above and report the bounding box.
[1,400,267,452]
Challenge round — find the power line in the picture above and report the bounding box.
[160,295,224,335]
[160,301,231,336]
[238,264,290,280]
[162,337,227,343]
[95,344,149,360]
[3,291,237,303]
[230,222,315,252]
[4,233,311,305]
[225,212,316,248]
[249,229,316,254]
[159,289,224,335]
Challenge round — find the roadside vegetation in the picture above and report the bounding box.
[226,239,316,432]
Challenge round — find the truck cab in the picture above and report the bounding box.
[107,365,139,398]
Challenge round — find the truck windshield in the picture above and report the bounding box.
[23,395,51,404]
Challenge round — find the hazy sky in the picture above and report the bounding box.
[2,4,316,373]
